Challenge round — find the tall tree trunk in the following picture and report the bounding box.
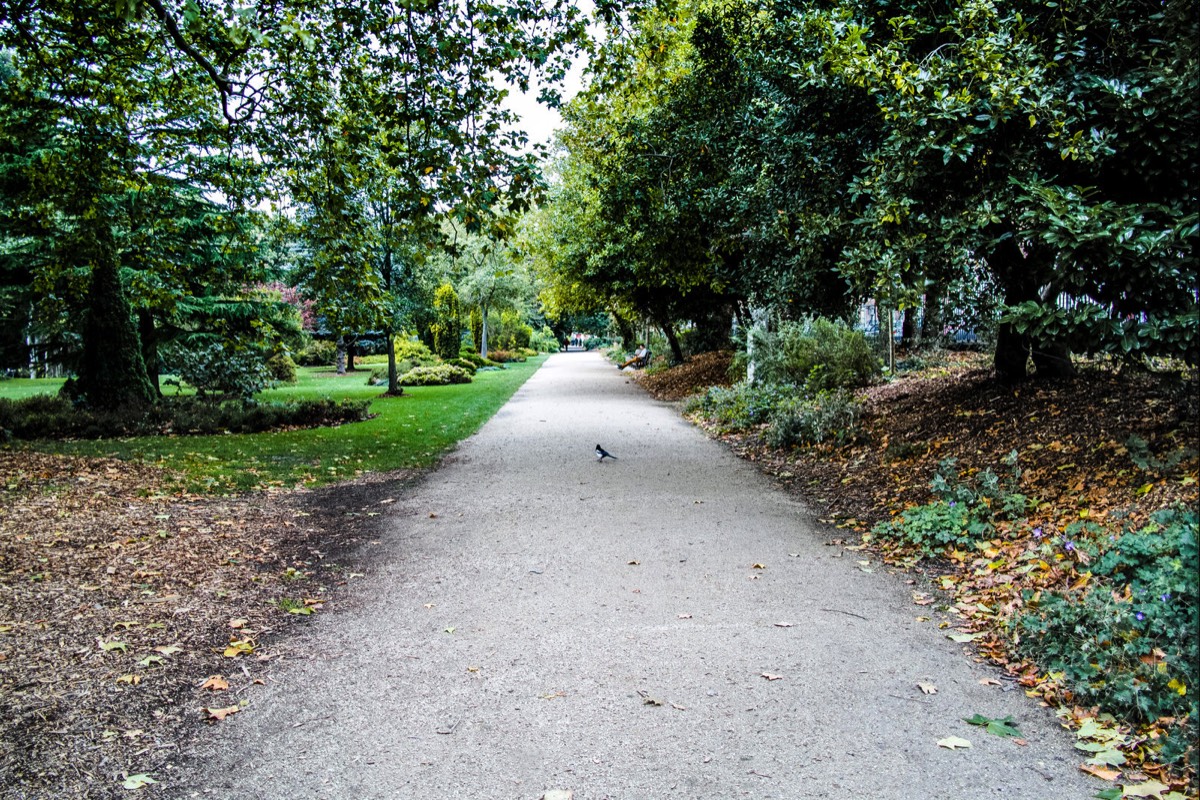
[922,282,943,344]
[346,338,357,371]
[1031,339,1077,378]
[900,307,918,349]
[335,334,347,375]
[72,236,156,410]
[992,238,1035,383]
[137,309,161,396]
[611,311,636,347]
[480,301,489,358]
[656,316,684,364]
[384,326,403,395]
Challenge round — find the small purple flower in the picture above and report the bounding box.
[948,501,956,508]
[1136,612,1145,621]
[1064,541,1075,552]
[1161,593,1171,602]
[1032,527,1043,539]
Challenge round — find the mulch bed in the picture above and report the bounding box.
[0,453,415,799]
[632,350,734,401]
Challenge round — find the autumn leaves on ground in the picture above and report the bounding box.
[1,353,1197,798]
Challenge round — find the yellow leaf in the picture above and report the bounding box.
[116,674,141,685]
[1121,779,1169,798]
[752,563,767,569]
[1167,678,1186,696]
[223,639,255,658]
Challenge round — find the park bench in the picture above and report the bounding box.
[632,349,652,368]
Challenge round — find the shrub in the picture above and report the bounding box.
[487,349,525,364]
[1014,508,1198,767]
[294,339,336,367]
[430,284,463,361]
[747,316,881,392]
[266,352,298,384]
[446,358,478,375]
[0,395,372,439]
[686,381,792,431]
[398,365,473,386]
[395,338,440,367]
[162,341,276,402]
[766,390,862,448]
[530,326,561,353]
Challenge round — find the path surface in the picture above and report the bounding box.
[178,352,1097,799]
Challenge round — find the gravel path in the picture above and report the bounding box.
[177,352,1098,799]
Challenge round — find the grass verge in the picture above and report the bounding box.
[1,359,545,493]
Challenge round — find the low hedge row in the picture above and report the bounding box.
[0,395,373,440]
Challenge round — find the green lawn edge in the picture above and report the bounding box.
[2,357,546,494]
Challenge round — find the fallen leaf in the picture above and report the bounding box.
[761,672,783,681]
[627,560,640,566]
[965,713,1021,738]
[202,705,241,721]
[1121,779,1169,798]
[979,678,1002,686]
[116,674,141,685]
[773,622,793,628]
[228,619,248,629]
[677,613,693,619]
[947,632,982,643]
[937,736,972,750]
[1079,764,1121,781]
[752,563,767,569]
[200,675,229,692]
[121,773,158,790]
[223,639,255,658]
[153,644,183,656]
[917,682,937,695]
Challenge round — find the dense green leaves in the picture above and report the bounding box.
[541,0,1197,374]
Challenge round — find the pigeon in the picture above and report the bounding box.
[595,444,617,461]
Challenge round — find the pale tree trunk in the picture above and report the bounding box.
[335,335,347,375]
[480,302,489,358]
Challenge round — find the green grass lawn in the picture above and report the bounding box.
[1,359,545,493]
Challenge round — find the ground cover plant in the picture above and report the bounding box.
[0,355,546,798]
[665,350,1199,795]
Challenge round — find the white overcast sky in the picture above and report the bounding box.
[501,54,588,152]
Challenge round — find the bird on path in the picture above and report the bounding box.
[595,444,617,461]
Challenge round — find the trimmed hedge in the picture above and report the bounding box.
[397,365,473,386]
[0,395,373,440]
